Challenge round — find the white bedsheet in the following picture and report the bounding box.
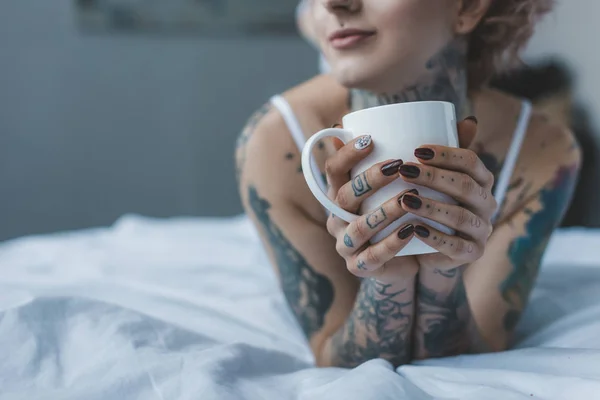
[0,215,599,400]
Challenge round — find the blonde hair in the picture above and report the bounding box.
[468,0,554,87]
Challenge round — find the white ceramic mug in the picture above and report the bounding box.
[302,101,459,256]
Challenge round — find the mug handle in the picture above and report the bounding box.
[301,128,360,223]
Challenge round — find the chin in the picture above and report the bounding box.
[330,59,393,93]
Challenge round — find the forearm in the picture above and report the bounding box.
[413,266,476,360]
[323,274,417,368]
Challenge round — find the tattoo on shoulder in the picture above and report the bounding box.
[331,278,413,368]
[235,103,272,182]
[351,172,372,197]
[500,164,579,331]
[248,186,334,338]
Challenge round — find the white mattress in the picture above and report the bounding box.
[0,215,599,400]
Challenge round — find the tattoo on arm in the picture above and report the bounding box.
[416,266,472,358]
[351,172,372,197]
[500,165,579,331]
[248,186,334,338]
[331,278,414,368]
[235,104,272,182]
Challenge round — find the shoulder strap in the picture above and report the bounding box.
[270,95,328,193]
[492,100,533,221]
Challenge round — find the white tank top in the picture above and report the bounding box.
[270,95,532,220]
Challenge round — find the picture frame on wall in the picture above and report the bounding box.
[74,0,298,35]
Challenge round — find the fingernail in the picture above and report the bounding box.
[354,135,372,150]
[408,188,419,195]
[398,224,415,240]
[415,225,431,238]
[402,194,422,210]
[465,116,478,125]
[415,148,435,160]
[399,165,420,179]
[331,123,342,128]
[381,159,403,176]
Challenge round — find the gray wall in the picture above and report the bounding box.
[0,0,317,241]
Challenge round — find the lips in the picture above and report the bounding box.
[329,28,375,50]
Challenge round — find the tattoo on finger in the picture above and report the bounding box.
[344,233,354,248]
[352,172,373,197]
[357,260,367,270]
[366,207,387,229]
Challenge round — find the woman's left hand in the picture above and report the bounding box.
[397,125,497,270]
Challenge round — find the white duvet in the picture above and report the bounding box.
[0,215,599,400]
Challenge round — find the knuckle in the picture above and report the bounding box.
[335,189,351,210]
[461,175,475,196]
[324,159,338,177]
[456,207,469,227]
[326,216,337,236]
[335,239,347,256]
[382,238,398,256]
[365,247,381,266]
[465,150,479,169]
[353,220,369,241]
[486,170,495,187]
[454,238,465,255]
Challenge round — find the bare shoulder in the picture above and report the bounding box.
[236,75,348,205]
[478,89,582,218]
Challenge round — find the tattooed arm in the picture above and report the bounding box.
[236,100,362,362]
[414,123,581,356]
[236,97,418,368]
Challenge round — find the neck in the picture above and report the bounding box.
[350,39,470,118]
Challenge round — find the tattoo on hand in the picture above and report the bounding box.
[352,172,372,197]
[331,278,413,368]
[357,260,366,271]
[366,208,387,229]
[344,234,354,248]
[248,186,334,339]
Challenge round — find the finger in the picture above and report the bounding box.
[413,145,493,189]
[398,163,496,216]
[325,135,373,193]
[348,223,415,277]
[413,223,484,263]
[458,116,478,149]
[399,194,492,240]
[335,158,403,212]
[337,189,416,257]
[326,212,349,237]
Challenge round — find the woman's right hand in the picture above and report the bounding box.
[324,134,420,280]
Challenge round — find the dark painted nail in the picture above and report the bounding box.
[415,148,435,160]
[415,225,431,238]
[399,165,420,179]
[408,189,419,195]
[398,224,415,240]
[465,116,478,125]
[402,194,422,210]
[381,159,403,176]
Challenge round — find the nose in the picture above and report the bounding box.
[323,0,361,14]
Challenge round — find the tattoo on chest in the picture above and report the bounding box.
[500,165,579,331]
[416,267,471,358]
[331,278,413,368]
[248,186,334,338]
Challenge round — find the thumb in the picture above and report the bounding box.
[458,116,478,149]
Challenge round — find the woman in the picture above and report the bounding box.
[235,0,580,368]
